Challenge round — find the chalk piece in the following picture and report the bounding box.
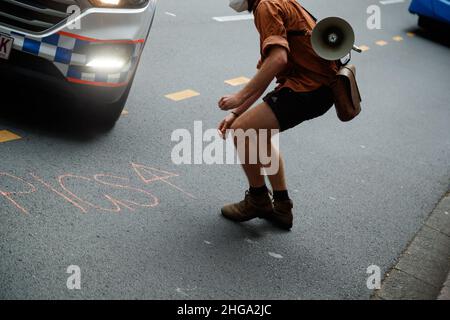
[392,36,403,42]
[165,89,200,101]
[204,240,212,245]
[225,77,250,86]
[121,110,129,115]
[406,32,415,37]
[329,197,337,201]
[0,130,21,143]
[268,252,283,259]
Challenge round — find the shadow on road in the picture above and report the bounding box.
[0,80,107,142]
[406,26,450,48]
[221,217,292,238]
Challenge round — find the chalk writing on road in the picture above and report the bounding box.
[0,163,195,214]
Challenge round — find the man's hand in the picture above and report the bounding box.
[218,93,245,111]
[217,113,238,139]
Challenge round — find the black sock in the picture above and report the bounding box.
[249,185,268,196]
[273,190,290,201]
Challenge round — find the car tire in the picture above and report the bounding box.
[89,71,136,131]
[418,15,438,30]
[417,15,450,38]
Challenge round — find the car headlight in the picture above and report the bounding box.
[86,44,133,72]
[89,0,149,8]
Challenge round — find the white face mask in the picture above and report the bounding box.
[229,0,248,12]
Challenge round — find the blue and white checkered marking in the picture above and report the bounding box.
[5,31,142,85]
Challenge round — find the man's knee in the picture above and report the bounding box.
[230,119,251,148]
[230,118,245,131]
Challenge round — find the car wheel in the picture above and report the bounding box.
[90,71,136,131]
[418,15,438,30]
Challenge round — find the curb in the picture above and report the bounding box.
[373,191,450,300]
[438,272,450,300]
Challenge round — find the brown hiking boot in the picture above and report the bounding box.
[267,199,294,230]
[221,191,273,222]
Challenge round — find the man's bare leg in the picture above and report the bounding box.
[265,145,287,192]
[221,102,280,222]
[231,102,286,191]
[221,102,293,229]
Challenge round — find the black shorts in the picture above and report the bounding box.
[263,86,335,132]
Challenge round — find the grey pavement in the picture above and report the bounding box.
[438,274,450,300]
[1,0,450,299]
[374,191,450,300]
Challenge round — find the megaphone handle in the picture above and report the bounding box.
[352,45,362,53]
[340,52,351,66]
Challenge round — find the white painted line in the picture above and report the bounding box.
[380,0,404,5]
[268,252,283,259]
[213,14,254,22]
[165,12,176,17]
[176,288,189,296]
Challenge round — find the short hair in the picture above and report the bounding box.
[248,0,256,12]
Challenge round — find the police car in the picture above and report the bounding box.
[409,0,450,28]
[0,0,157,128]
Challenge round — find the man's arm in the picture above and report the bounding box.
[218,46,288,114]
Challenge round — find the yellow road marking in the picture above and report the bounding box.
[406,32,415,37]
[225,77,250,86]
[359,45,370,52]
[0,130,21,143]
[392,36,403,42]
[376,40,388,46]
[165,89,200,101]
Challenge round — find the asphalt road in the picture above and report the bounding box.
[1,0,449,299]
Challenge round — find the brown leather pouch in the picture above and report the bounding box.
[331,64,362,122]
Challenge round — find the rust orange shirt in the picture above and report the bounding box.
[253,0,338,92]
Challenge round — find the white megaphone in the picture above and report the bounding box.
[311,17,362,61]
